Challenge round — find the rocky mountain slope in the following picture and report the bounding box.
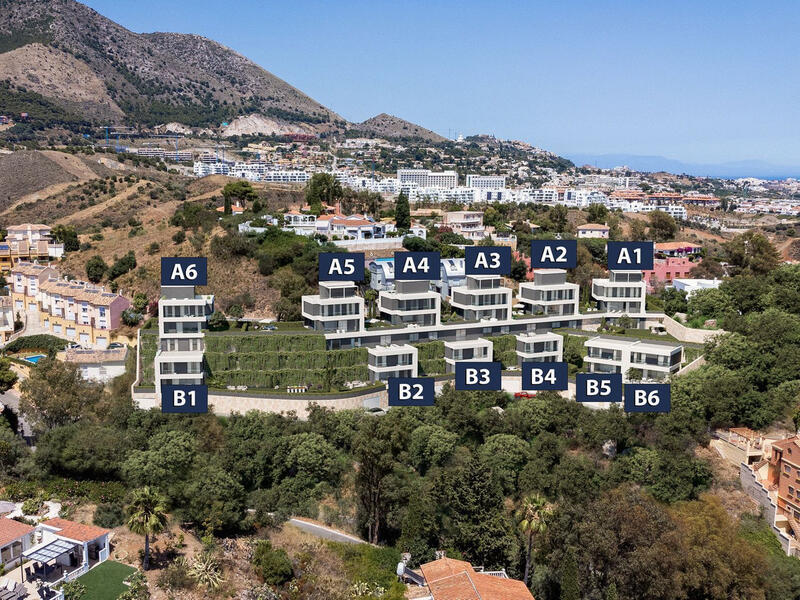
[356,113,448,143]
[0,0,344,132]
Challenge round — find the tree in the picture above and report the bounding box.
[85,256,108,283]
[548,205,569,233]
[0,420,27,476]
[395,192,411,230]
[560,547,580,600]
[605,583,618,600]
[725,231,780,275]
[517,493,553,586]
[586,203,608,224]
[648,211,677,242]
[305,173,343,215]
[628,218,648,241]
[172,230,186,245]
[108,251,137,280]
[510,257,529,282]
[207,310,228,331]
[363,288,378,319]
[0,357,18,394]
[222,180,258,210]
[19,358,103,432]
[52,225,80,252]
[126,486,169,570]
[133,292,148,313]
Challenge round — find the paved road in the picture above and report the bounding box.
[288,518,366,544]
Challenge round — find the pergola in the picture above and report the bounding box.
[21,539,79,586]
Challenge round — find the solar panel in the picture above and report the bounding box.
[23,538,78,563]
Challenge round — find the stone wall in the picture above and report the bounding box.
[662,314,724,344]
[739,462,793,555]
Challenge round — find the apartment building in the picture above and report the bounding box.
[369,258,396,291]
[0,224,64,272]
[444,338,492,373]
[0,297,14,343]
[301,281,365,333]
[517,269,579,317]
[766,437,800,528]
[367,344,418,382]
[466,174,506,189]
[441,211,486,241]
[642,257,695,292]
[38,280,131,347]
[450,275,512,321]
[378,280,441,327]
[11,262,58,313]
[591,270,646,314]
[584,336,683,381]
[156,285,214,394]
[397,169,458,189]
[516,332,563,365]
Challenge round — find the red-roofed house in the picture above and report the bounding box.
[655,242,703,257]
[0,518,35,569]
[418,557,534,600]
[19,518,111,581]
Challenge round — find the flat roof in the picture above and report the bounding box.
[444,338,492,349]
[585,335,682,350]
[367,344,416,355]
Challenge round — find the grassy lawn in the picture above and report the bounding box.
[76,561,136,600]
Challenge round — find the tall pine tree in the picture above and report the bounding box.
[395,192,411,230]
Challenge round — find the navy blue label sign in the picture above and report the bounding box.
[319,252,365,281]
[388,377,435,406]
[607,241,654,271]
[521,362,568,391]
[530,240,577,269]
[161,257,207,286]
[465,246,511,275]
[455,361,502,391]
[161,385,208,413]
[394,252,441,280]
[624,383,671,413]
[576,373,623,403]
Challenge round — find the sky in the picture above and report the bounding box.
[82,0,800,166]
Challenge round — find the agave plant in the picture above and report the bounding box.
[189,552,225,590]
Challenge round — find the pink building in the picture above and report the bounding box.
[642,257,697,292]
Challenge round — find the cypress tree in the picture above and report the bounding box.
[560,547,580,600]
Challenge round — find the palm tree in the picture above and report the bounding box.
[126,487,169,570]
[517,493,553,587]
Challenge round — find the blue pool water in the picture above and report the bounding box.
[23,354,46,364]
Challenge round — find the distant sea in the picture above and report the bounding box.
[566,153,800,180]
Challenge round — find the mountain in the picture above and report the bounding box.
[567,153,800,180]
[355,113,448,143]
[0,0,345,132]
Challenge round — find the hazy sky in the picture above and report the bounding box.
[83,0,800,165]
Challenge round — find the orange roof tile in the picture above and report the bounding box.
[41,518,109,542]
[0,518,35,547]
[577,223,609,230]
[420,558,534,600]
[655,242,702,251]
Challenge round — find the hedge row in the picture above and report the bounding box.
[413,340,445,361]
[494,350,518,369]
[487,334,517,353]
[139,334,158,385]
[207,365,369,389]
[419,358,446,376]
[205,348,367,372]
[4,334,67,354]
[205,334,325,353]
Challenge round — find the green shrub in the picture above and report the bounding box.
[252,540,293,586]
[5,334,66,354]
[94,503,125,528]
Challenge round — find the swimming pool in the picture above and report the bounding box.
[23,354,46,364]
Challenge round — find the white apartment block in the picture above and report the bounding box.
[441,211,486,241]
[466,174,506,189]
[367,344,418,382]
[397,169,458,189]
[639,203,688,220]
[378,280,441,327]
[156,286,214,396]
[584,336,682,381]
[193,161,230,176]
[301,281,365,333]
[516,332,563,366]
[450,275,512,322]
[444,338,493,373]
[592,270,646,314]
[517,270,579,317]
